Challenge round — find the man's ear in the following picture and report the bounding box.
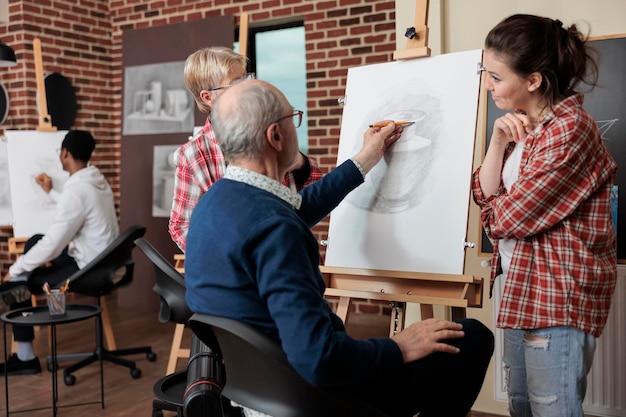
[266,123,283,152]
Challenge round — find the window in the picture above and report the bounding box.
[236,22,308,152]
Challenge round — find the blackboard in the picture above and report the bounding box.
[480,34,626,261]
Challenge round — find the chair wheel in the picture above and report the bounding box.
[131,367,142,378]
[152,410,164,417]
[64,374,76,386]
[147,352,157,361]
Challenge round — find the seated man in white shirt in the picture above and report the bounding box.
[0,130,119,375]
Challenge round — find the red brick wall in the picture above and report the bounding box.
[0,0,397,315]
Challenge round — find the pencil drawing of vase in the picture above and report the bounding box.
[345,91,443,213]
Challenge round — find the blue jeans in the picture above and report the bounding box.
[503,326,596,417]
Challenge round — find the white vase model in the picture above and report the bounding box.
[150,81,162,115]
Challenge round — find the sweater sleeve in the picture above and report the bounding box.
[9,189,85,276]
[297,159,364,227]
[253,215,404,387]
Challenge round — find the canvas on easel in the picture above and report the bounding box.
[0,137,12,226]
[319,1,484,339]
[324,49,483,275]
[6,130,69,238]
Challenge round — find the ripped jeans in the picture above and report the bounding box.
[503,327,596,417]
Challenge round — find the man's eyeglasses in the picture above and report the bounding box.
[207,73,256,92]
[272,110,303,129]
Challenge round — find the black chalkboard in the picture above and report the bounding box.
[480,34,626,261]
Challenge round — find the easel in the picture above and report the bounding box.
[33,38,57,132]
[8,39,57,259]
[7,40,59,249]
[238,12,249,57]
[323,0,484,335]
[393,0,430,60]
[321,267,482,336]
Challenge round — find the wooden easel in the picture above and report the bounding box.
[238,12,249,57]
[321,267,483,336]
[393,0,431,61]
[33,38,57,132]
[323,0,484,337]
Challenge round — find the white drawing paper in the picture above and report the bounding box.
[325,49,483,275]
[6,130,69,238]
[0,137,12,226]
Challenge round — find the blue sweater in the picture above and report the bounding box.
[186,161,403,387]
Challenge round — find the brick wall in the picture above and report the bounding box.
[0,0,397,315]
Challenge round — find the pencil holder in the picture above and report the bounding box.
[47,289,66,315]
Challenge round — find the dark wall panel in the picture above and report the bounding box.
[120,17,234,311]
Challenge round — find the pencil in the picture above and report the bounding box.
[369,121,415,128]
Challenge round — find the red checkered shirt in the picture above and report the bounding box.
[472,94,617,337]
[168,118,323,252]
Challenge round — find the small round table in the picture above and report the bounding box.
[1,304,102,417]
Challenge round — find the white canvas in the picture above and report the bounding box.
[6,130,69,238]
[325,50,483,275]
[0,137,12,226]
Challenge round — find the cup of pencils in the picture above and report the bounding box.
[43,280,69,316]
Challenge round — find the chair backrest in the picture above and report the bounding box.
[188,313,390,417]
[66,225,146,297]
[133,239,228,416]
[133,237,192,324]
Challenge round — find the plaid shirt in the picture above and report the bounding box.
[472,94,617,337]
[168,118,323,252]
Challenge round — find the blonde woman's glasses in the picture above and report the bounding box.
[207,73,256,92]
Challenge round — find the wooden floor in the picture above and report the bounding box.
[0,294,506,417]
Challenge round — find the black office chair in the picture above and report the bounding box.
[134,238,191,326]
[188,313,391,417]
[134,237,190,417]
[134,238,240,417]
[52,225,156,386]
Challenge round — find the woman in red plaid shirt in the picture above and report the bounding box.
[169,47,322,252]
[473,14,617,417]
